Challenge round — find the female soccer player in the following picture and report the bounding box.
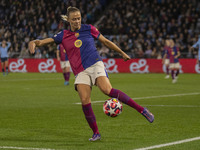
[56,43,71,85]
[29,6,154,141]
[163,39,180,83]
[191,35,200,67]
[162,39,170,79]
[0,40,11,76]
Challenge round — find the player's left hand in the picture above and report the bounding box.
[28,41,36,54]
[122,53,131,61]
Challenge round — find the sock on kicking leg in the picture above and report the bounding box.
[109,88,144,113]
[82,103,99,134]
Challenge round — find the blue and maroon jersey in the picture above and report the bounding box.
[165,46,179,63]
[162,46,170,59]
[52,24,102,75]
[58,44,68,61]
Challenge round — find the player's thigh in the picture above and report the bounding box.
[65,66,70,72]
[76,84,92,105]
[96,76,112,95]
[62,67,68,73]
[165,59,169,66]
[1,62,4,67]
[5,60,8,67]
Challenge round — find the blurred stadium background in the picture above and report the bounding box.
[0,0,200,59]
[1,1,200,150]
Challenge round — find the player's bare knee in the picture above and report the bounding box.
[81,99,90,105]
[101,88,112,96]
[80,96,91,105]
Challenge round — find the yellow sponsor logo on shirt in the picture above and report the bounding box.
[75,33,79,37]
[74,39,82,48]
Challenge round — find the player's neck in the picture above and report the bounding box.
[71,26,81,32]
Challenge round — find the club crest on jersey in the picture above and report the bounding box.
[75,33,79,37]
[74,39,82,48]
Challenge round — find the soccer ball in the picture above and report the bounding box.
[103,98,122,117]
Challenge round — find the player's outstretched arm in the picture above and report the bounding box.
[6,42,11,48]
[28,38,55,54]
[98,34,130,61]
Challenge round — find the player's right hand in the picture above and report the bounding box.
[28,41,36,54]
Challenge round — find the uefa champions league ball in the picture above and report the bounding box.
[103,98,122,117]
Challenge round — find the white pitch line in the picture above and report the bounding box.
[134,136,200,150]
[145,104,200,108]
[133,92,200,100]
[74,92,200,105]
[0,146,55,150]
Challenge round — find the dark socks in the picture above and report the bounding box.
[109,88,144,113]
[176,69,179,77]
[166,66,169,75]
[6,67,8,74]
[171,70,175,79]
[63,72,70,81]
[82,103,99,134]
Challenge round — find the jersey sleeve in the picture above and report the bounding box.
[90,25,100,39]
[52,30,64,44]
[7,42,11,48]
[192,40,200,48]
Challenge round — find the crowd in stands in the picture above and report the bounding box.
[0,0,200,59]
[0,0,108,58]
[97,0,200,59]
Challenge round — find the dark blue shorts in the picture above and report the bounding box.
[1,57,8,62]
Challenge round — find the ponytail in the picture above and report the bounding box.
[61,15,68,22]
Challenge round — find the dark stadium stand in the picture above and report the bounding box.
[0,0,200,59]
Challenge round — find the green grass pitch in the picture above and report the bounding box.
[0,73,200,150]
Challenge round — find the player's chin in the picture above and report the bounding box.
[74,24,81,29]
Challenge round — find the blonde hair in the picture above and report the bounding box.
[61,6,80,22]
